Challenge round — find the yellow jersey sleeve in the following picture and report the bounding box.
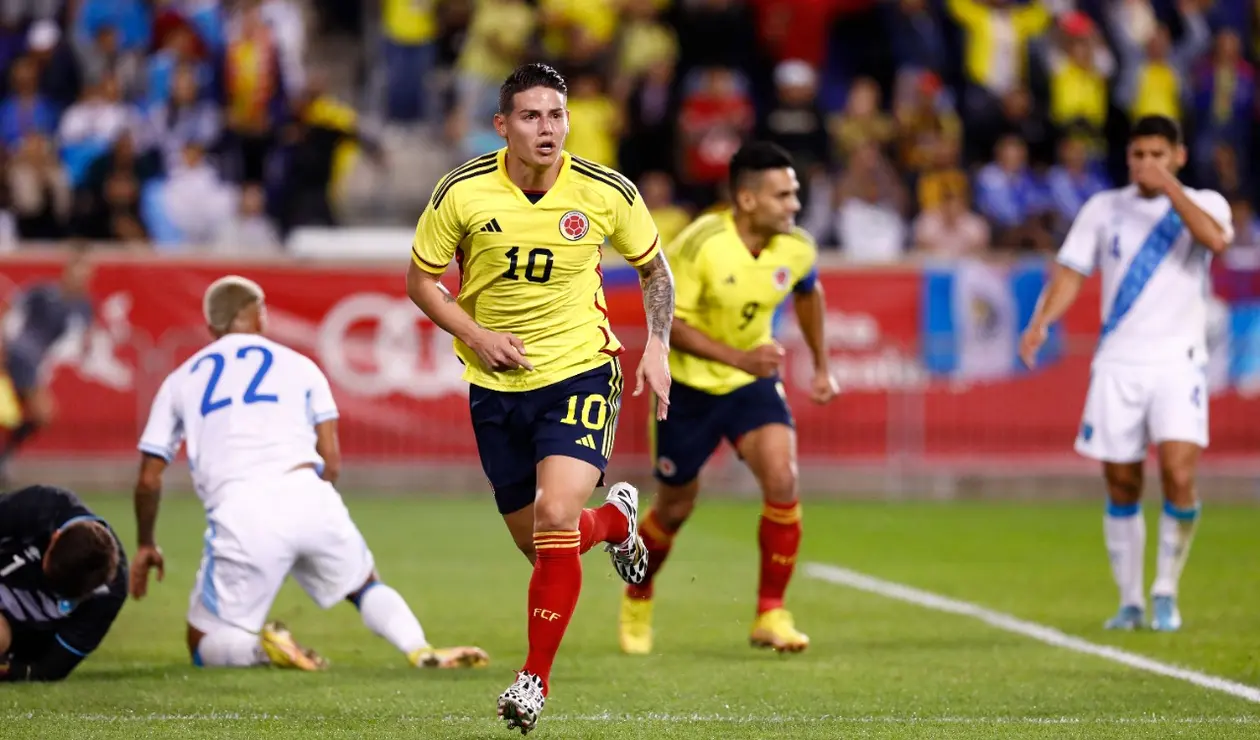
[610,187,662,268]
[411,177,470,275]
[668,231,708,320]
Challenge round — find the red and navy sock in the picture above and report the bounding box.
[757,500,802,614]
[522,531,582,695]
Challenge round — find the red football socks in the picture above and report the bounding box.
[578,503,629,554]
[757,500,802,614]
[522,531,582,695]
[625,510,677,600]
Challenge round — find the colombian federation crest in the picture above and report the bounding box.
[772,266,792,290]
[559,210,590,241]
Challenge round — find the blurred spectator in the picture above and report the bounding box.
[888,0,947,83]
[380,0,439,123]
[565,72,620,168]
[25,19,82,115]
[74,0,153,56]
[916,134,969,212]
[829,76,895,165]
[539,0,619,68]
[675,67,754,206]
[77,132,162,227]
[672,0,760,77]
[255,0,308,94]
[758,60,828,210]
[913,189,990,259]
[72,167,147,242]
[834,143,908,262]
[1045,136,1110,234]
[145,24,212,106]
[276,75,385,234]
[748,0,838,70]
[639,171,691,248]
[1191,29,1254,183]
[1231,196,1260,247]
[1110,0,1210,124]
[893,70,960,177]
[75,23,144,99]
[967,84,1054,168]
[0,18,23,85]
[215,182,282,252]
[1043,12,1114,152]
[142,63,222,173]
[222,1,286,184]
[947,0,1051,106]
[974,135,1052,251]
[58,75,137,187]
[616,0,678,92]
[451,0,536,154]
[1,56,56,150]
[619,56,678,182]
[6,133,70,240]
[159,143,235,246]
[1202,141,1248,199]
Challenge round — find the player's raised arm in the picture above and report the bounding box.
[406,179,533,372]
[1151,166,1234,255]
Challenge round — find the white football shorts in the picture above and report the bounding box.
[187,467,375,634]
[1074,360,1209,464]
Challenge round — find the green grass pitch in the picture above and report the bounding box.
[3,494,1258,738]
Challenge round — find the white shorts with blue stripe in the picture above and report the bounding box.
[1074,360,1209,464]
[187,467,375,634]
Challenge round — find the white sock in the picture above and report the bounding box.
[1104,502,1146,609]
[195,627,269,667]
[1151,500,1201,598]
[357,583,429,655]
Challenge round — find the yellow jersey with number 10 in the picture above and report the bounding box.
[412,149,661,392]
[668,211,818,395]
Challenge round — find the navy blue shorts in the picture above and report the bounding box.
[3,349,39,395]
[652,376,794,486]
[470,359,624,515]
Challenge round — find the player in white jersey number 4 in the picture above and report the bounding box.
[1021,116,1234,634]
[128,276,489,671]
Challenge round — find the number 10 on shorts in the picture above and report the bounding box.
[561,394,608,429]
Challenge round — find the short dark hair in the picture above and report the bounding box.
[499,63,567,115]
[1130,115,1181,146]
[45,521,119,600]
[728,141,795,195]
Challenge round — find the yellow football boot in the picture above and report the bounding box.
[749,608,809,653]
[619,592,654,655]
[260,621,329,670]
[408,645,490,669]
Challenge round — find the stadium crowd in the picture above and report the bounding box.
[2,0,1259,259]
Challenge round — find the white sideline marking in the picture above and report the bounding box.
[804,562,1260,705]
[4,713,1258,725]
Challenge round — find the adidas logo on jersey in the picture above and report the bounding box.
[576,434,597,449]
[479,218,503,233]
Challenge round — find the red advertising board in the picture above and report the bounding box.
[2,254,1255,468]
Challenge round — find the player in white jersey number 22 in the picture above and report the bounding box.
[1020,116,1234,634]
[127,276,489,671]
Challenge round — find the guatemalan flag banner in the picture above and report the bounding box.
[921,259,1063,381]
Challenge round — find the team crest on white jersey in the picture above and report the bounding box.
[559,211,590,241]
[772,267,792,290]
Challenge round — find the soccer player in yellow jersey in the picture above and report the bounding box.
[405,63,675,735]
[620,142,839,656]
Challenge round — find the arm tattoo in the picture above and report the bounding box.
[637,253,675,344]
